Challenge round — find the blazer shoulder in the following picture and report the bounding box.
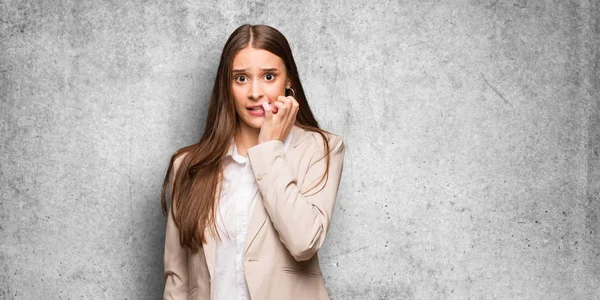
[300,129,345,155]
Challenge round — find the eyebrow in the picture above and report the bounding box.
[232,68,280,73]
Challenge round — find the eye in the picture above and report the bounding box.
[264,73,275,81]
[235,75,247,83]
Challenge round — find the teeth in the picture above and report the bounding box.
[250,107,263,110]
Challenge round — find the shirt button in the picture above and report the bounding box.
[256,172,264,181]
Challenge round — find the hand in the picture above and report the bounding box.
[257,95,299,144]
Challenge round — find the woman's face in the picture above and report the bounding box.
[231,46,291,131]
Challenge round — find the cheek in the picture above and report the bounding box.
[231,86,245,107]
[264,84,285,100]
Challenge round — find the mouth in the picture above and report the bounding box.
[247,105,265,116]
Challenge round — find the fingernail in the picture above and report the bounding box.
[262,101,271,112]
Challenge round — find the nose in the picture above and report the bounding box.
[248,79,263,101]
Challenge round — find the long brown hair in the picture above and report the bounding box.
[161,24,332,251]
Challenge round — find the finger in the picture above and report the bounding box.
[277,95,292,106]
[276,96,293,114]
[272,101,287,116]
[284,96,292,106]
[286,98,299,123]
[272,101,286,112]
[274,96,287,113]
[277,95,288,103]
[285,97,296,119]
[263,96,276,114]
[289,96,299,111]
[284,96,294,110]
[262,101,273,120]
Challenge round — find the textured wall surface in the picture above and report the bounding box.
[1,0,599,299]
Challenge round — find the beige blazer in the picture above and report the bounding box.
[163,125,346,300]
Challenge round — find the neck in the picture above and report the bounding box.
[234,124,260,157]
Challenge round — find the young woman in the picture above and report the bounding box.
[161,24,346,300]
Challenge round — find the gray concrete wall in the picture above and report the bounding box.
[1,0,598,299]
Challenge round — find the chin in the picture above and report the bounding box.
[242,116,264,130]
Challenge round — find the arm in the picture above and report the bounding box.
[247,134,346,261]
[163,155,189,300]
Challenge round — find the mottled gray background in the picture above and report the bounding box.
[1,0,599,299]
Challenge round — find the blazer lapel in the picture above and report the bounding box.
[202,176,222,280]
[202,229,216,279]
[243,192,267,258]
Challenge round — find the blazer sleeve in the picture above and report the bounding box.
[163,155,189,300]
[247,133,346,261]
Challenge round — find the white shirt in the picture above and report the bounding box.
[213,132,293,300]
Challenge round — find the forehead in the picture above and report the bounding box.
[232,47,284,69]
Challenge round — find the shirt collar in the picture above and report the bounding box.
[226,131,293,164]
